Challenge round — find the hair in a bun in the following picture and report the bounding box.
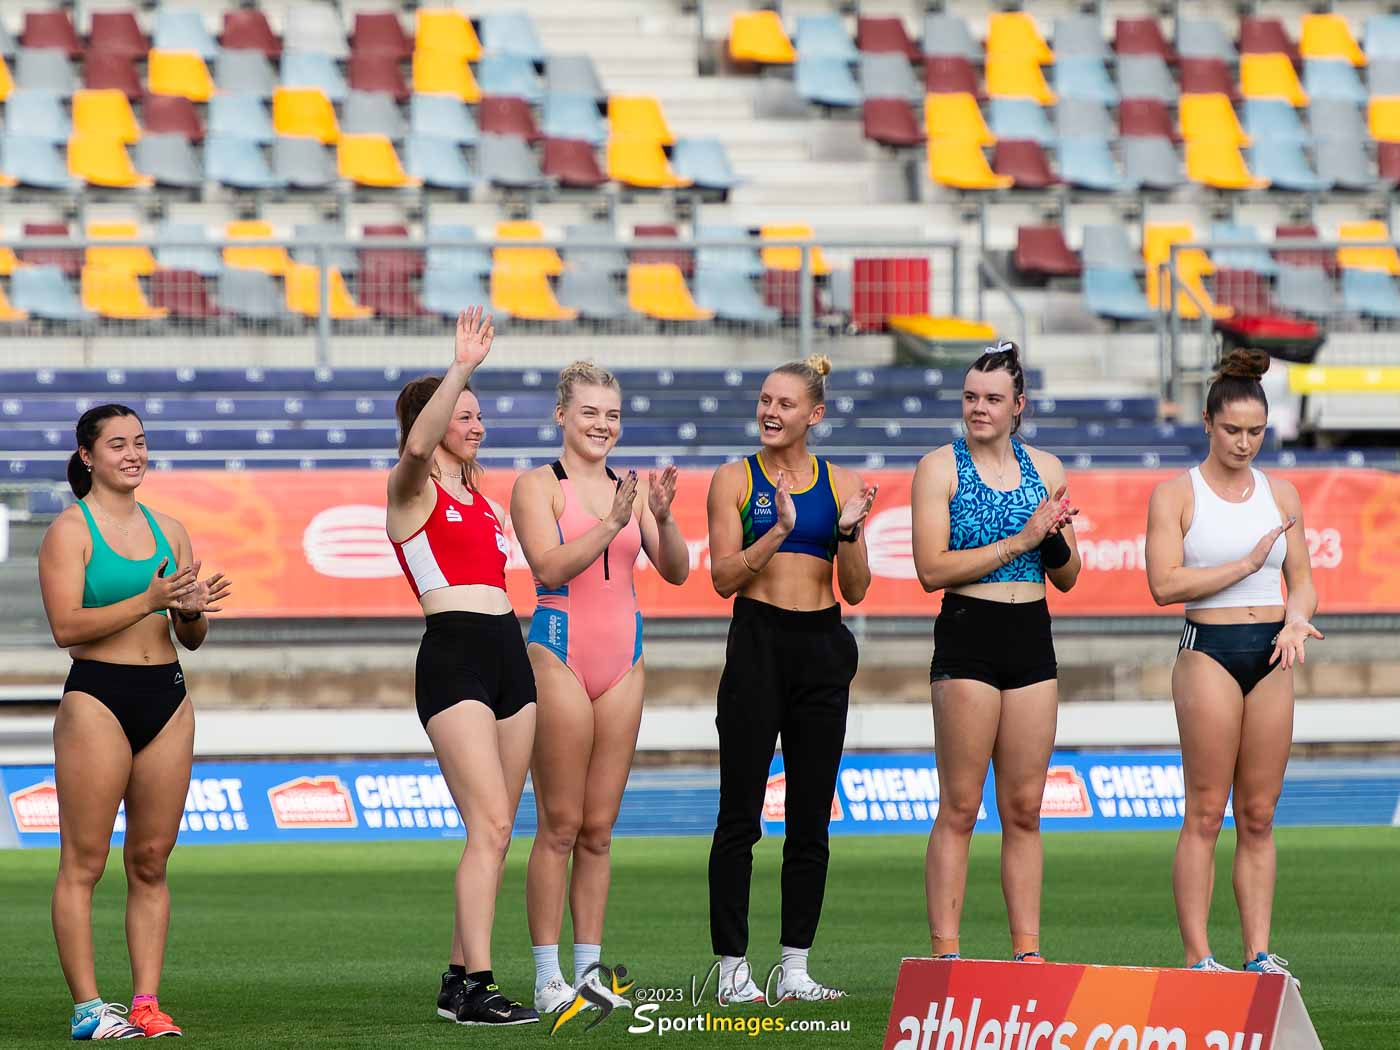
[1206,348,1270,419]
[556,360,621,411]
[771,355,831,405]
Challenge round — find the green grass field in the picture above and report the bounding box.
[2,828,1396,1047]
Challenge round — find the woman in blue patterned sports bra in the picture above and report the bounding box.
[911,341,1082,966]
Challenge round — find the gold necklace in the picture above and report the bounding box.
[972,448,1012,484]
[90,502,134,537]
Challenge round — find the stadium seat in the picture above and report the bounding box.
[0,284,28,321]
[1054,15,1107,60]
[1186,140,1268,189]
[428,225,491,275]
[480,12,546,63]
[281,51,348,102]
[351,12,411,58]
[478,96,542,141]
[6,90,69,141]
[1241,54,1309,106]
[360,224,422,277]
[1319,136,1378,190]
[273,87,340,142]
[1239,17,1296,59]
[608,138,690,188]
[1143,225,1231,318]
[1,134,76,188]
[148,50,213,101]
[72,89,140,143]
[1179,94,1248,145]
[1367,15,1400,60]
[1301,14,1364,65]
[1337,221,1400,273]
[1121,137,1183,190]
[357,261,427,317]
[1082,225,1139,271]
[221,10,281,57]
[491,267,577,321]
[285,264,373,319]
[1060,138,1127,191]
[671,138,741,190]
[218,268,282,319]
[540,138,607,188]
[628,263,713,321]
[405,135,476,188]
[1212,268,1286,316]
[696,226,762,276]
[1117,56,1178,103]
[1312,99,1367,144]
[631,224,691,275]
[795,15,856,61]
[1053,56,1118,104]
[546,55,606,102]
[214,51,275,98]
[1208,225,1277,274]
[292,221,363,274]
[986,12,1053,63]
[1369,97,1400,141]
[1014,226,1081,277]
[0,20,15,59]
[1082,268,1156,321]
[1370,60,1400,97]
[1176,18,1235,61]
[415,9,481,62]
[989,99,1053,144]
[1114,18,1173,60]
[421,267,489,317]
[729,11,796,65]
[83,52,141,99]
[143,94,203,141]
[86,222,157,274]
[857,17,919,60]
[1119,99,1175,140]
[68,134,151,187]
[15,49,76,96]
[992,140,1058,188]
[796,55,862,107]
[928,138,1012,190]
[478,133,549,188]
[154,10,217,60]
[1379,140,1400,185]
[286,4,349,59]
[20,222,79,273]
[1342,268,1400,317]
[556,268,629,321]
[156,223,221,275]
[23,11,82,57]
[760,225,830,275]
[271,136,334,188]
[863,99,924,147]
[10,265,91,320]
[923,56,979,96]
[609,96,673,144]
[1306,59,1366,102]
[1243,99,1307,143]
[542,94,607,145]
[342,91,407,139]
[1276,223,1338,275]
[81,266,168,319]
[89,12,146,59]
[149,270,220,318]
[1250,140,1326,191]
[695,269,779,323]
[338,134,419,187]
[411,94,478,144]
[0,245,17,275]
[412,49,481,102]
[223,221,292,275]
[860,54,919,101]
[924,94,994,145]
[923,14,979,61]
[563,224,626,274]
[478,54,543,104]
[494,221,563,275]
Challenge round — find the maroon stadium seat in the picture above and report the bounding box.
[360,225,423,277]
[1239,16,1298,62]
[992,140,1059,189]
[1275,224,1338,277]
[150,271,221,318]
[631,224,692,275]
[142,94,204,142]
[84,52,142,100]
[348,52,409,101]
[1119,99,1176,140]
[541,138,608,187]
[857,17,919,60]
[22,224,81,276]
[924,56,979,96]
[23,10,83,57]
[1113,17,1174,60]
[88,11,147,58]
[1379,142,1400,186]
[221,9,282,57]
[763,270,827,319]
[1015,226,1082,278]
[358,262,429,317]
[351,12,412,58]
[1212,269,1275,314]
[1178,58,1238,99]
[479,96,542,141]
[863,99,924,147]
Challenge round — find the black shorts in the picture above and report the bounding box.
[63,659,187,754]
[415,611,536,728]
[1178,619,1285,696]
[929,592,1057,691]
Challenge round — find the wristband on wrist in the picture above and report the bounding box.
[1039,530,1072,569]
[176,609,203,623]
[837,523,861,543]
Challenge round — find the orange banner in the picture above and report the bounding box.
[136,468,1400,619]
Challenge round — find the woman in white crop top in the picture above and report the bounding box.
[1145,349,1322,984]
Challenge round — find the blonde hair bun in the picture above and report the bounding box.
[803,353,832,377]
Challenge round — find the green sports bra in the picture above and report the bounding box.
[77,500,176,617]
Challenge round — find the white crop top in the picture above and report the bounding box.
[1182,466,1286,610]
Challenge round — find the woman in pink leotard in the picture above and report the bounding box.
[510,362,690,1013]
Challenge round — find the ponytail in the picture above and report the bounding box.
[69,404,141,498]
[67,452,91,498]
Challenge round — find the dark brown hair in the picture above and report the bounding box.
[1205,348,1269,419]
[965,340,1027,434]
[395,375,483,490]
[69,404,142,498]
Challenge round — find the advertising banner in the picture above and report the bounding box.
[134,467,1400,619]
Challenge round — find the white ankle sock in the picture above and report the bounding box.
[720,955,747,986]
[532,944,562,990]
[780,946,809,978]
[574,943,601,986]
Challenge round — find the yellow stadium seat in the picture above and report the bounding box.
[493,222,563,275]
[1142,225,1231,319]
[985,11,1053,63]
[0,56,12,103]
[223,221,291,275]
[0,172,15,189]
[415,8,481,62]
[1368,97,1400,142]
[1336,221,1400,273]
[1178,94,1248,144]
[73,89,140,144]
[924,94,995,146]
[285,263,374,319]
[412,49,481,102]
[1289,364,1400,393]
[628,263,714,321]
[1299,13,1364,66]
[0,283,26,322]
[338,134,421,187]
[1239,54,1308,106]
[68,135,152,188]
[888,315,996,342]
[728,11,796,64]
[86,222,157,275]
[608,96,674,145]
[1184,139,1269,189]
[928,138,1013,190]
[0,246,17,274]
[491,268,578,321]
[81,267,168,319]
[607,138,691,188]
[985,56,1056,104]
[759,225,831,275]
[147,50,214,102]
[273,87,340,143]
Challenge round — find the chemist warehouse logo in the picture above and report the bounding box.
[9,781,60,833]
[267,776,357,829]
[1040,767,1093,818]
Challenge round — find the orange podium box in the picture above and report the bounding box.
[885,959,1320,1050]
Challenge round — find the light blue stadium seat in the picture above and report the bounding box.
[796,54,862,107]
[1365,15,1400,61]
[1082,226,1139,271]
[1250,140,1327,191]
[1315,135,1376,190]
[556,268,630,320]
[1342,269,1400,318]
[1053,57,1119,104]
[156,223,222,276]
[478,54,542,103]
[1121,137,1183,190]
[1303,60,1366,103]
[208,94,275,142]
[1275,264,1338,316]
[421,268,491,317]
[1243,99,1307,144]
[1083,268,1156,320]
[136,133,203,188]
[410,94,478,144]
[671,138,742,190]
[4,91,69,142]
[272,136,336,188]
[480,11,546,62]
[1208,225,1277,274]
[404,135,476,188]
[206,135,286,189]
[694,270,781,323]
[796,14,856,60]
[11,266,92,320]
[426,226,491,275]
[696,226,763,276]
[280,52,348,102]
[478,132,549,188]
[1053,15,1107,60]
[1059,138,1127,190]
[860,53,920,101]
[545,54,605,102]
[154,9,219,59]
[989,98,1054,144]
[218,269,282,320]
[540,93,607,144]
[0,133,77,188]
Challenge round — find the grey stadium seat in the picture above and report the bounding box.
[694,270,781,323]
[1308,99,1366,143]
[156,223,222,276]
[404,136,476,189]
[1056,98,1113,141]
[556,268,630,320]
[421,268,490,317]
[478,132,550,189]
[284,3,349,58]
[4,91,70,141]
[1116,56,1178,104]
[15,50,76,96]
[218,269,283,320]
[272,137,337,189]
[1275,264,1338,316]
[1121,137,1183,190]
[411,94,478,144]
[860,53,921,101]
[208,94,275,142]
[696,226,763,276]
[135,133,204,188]
[1315,136,1377,191]
[546,54,606,102]
[426,226,492,275]
[11,266,92,320]
[206,135,285,189]
[1176,17,1235,61]
[564,224,628,272]
[293,224,360,274]
[215,50,277,98]
[0,134,77,188]
[1053,15,1107,60]
[154,9,219,59]
[923,14,980,60]
[342,91,407,139]
[1081,225,1139,272]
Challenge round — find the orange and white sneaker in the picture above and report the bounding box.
[128,1002,182,1039]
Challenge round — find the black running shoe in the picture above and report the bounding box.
[437,972,466,1021]
[456,984,540,1027]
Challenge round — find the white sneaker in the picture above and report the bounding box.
[1189,956,1237,973]
[1245,952,1300,987]
[71,1002,145,1040]
[578,971,632,1010]
[717,961,766,1006]
[775,968,847,1003]
[533,975,577,1014]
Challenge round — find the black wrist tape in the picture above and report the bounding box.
[1039,530,1072,569]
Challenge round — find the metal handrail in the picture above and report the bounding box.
[975,253,1028,354]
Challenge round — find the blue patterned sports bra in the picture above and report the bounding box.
[948,437,1046,584]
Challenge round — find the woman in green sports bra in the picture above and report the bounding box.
[37,404,232,1041]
